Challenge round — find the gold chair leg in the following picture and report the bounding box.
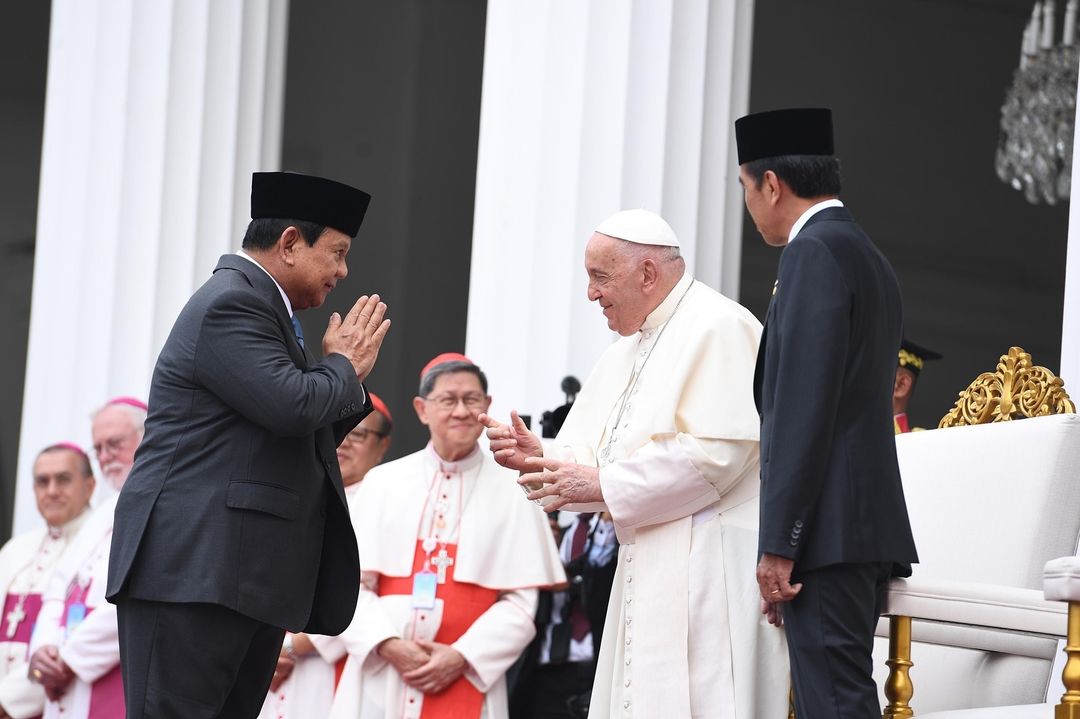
[1057,602,1080,719]
[788,684,795,719]
[883,615,914,719]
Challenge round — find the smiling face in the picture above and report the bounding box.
[584,232,655,336]
[413,371,491,461]
[282,227,352,310]
[33,449,95,527]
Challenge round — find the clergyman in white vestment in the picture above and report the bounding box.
[0,444,95,719]
[330,355,565,719]
[259,394,393,719]
[29,398,146,719]
[482,210,790,718]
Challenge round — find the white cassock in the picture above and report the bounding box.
[329,443,566,719]
[258,482,363,719]
[549,272,790,719]
[0,511,89,719]
[30,496,123,719]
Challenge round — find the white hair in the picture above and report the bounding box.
[91,402,147,438]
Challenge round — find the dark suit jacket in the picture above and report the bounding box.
[753,206,918,576]
[106,254,367,634]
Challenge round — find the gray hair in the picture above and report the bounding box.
[419,360,489,397]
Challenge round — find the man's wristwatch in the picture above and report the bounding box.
[283,634,296,658]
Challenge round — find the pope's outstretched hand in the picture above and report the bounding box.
[478,410,543,473]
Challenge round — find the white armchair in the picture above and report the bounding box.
[872,348,1080,717]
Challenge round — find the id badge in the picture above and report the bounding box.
[65,603,87,637]
[411,571,437,609]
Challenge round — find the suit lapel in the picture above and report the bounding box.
[213,255,307,368]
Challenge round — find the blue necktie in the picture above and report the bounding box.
[290,315,305,349]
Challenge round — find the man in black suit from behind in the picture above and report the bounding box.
[107,172,390,718]
[734,109,918,718]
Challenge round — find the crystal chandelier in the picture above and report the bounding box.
[995,1,1079,205]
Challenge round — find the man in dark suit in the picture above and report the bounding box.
[735,108,918,718]
[106,172,390,718]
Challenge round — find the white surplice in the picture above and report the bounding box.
[258,482,363,719]
[30,496,123,719]
[549,273,790,719]
[0,511,89,719]
[329,443,566,719]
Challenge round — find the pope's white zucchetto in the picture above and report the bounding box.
[594,209,680,248]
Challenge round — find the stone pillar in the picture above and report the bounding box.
[13,0,288,533]
[466,0,755,423]
[1063,67,1080,393]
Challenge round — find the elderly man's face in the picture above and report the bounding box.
[33,450,95,527]
[336,412,391,487]
[414,371,491,459]
[91,406,142,491]
[585,232,652,336]
[284,227,352,310]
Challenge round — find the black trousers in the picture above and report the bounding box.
[116,597,285,719]
[783,562,892,719]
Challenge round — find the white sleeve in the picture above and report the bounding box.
[57,602,119,684]
[452,588,538,693]
[308,633,347,664]
[0,664,46,719]
[339,571,400,673]
[602,435,757,530]
[28,597,64,654]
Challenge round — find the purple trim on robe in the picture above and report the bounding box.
[1,592,43,645]
[60,579,125,719]
[88,666,124,719]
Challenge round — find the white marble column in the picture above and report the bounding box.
[466,0,755,425]
[13,0,289,533]
[1062,67,1080,393]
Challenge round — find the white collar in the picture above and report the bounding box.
[236,249,294,317]
[425,442,484,475]
[640,272,694,332]
[788,199,844,243]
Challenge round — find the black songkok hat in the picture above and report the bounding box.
[734,108,835,165]
[898,338,943,377]
[251,172,371,237]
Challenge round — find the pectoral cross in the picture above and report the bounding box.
[6,600,25,639]
[432,549,454,584]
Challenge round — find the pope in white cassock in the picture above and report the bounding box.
[329,354,565,719]
[481,210,790,718]
[0,444,95,719]
[259,393,393,719]
[28,398,146,719]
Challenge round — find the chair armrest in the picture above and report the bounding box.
[1044,556,1080,602]
[884,577,1066,637]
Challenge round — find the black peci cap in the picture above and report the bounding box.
[251,172,371,237]
[735,108,835,165]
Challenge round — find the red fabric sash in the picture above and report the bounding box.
[378,541,499,719]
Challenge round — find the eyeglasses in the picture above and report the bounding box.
[423,393,487,411]
[92,435,134,458]
[343,428,387,444]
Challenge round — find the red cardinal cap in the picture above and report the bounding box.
[419,352,473,379]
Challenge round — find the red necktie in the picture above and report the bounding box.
[569,513,593,641]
